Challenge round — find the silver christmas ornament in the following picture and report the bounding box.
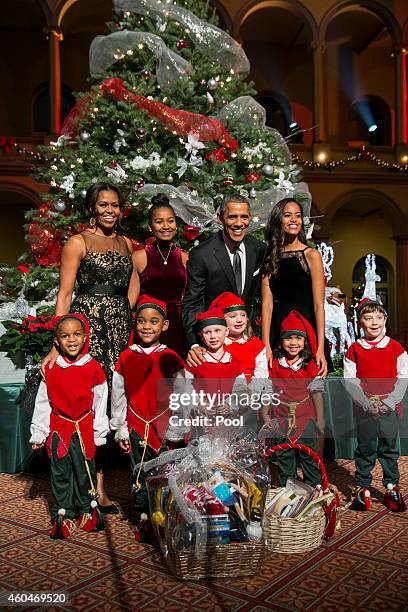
[79,131,90,142]
[262,164,274,176]
[53,199,66,212]
[207,77,218,90]
[249,187,257,198]
[167,174,174,183]
[81,189,87,197]
[206,92,214,105]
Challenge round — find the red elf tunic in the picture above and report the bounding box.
[269,356,323,441]
[110,343,185,453]
[187,349,244,397]
[30,354,109,460]
[344,336,408,415]
[166,350,247,441]
[224,335,268,383]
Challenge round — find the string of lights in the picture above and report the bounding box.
[12,142,46,162]
[292,146,408,172]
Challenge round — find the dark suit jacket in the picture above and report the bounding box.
[182,230,267,347]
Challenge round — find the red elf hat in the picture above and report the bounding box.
[195,307,227,331]
[355,297,385,318]
[280,310,317,356]
[54,313,90,353]
[210,292,246,314]
[136,295,167,318]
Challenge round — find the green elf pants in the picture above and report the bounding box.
[50,432,96,520]
[273,421,322,488]
[354,408,400,488]
[129,430,157,512]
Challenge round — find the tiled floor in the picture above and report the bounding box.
[1,458,408,611]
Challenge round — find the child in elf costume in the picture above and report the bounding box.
[110,296,185,520]
[166,307,248,442]
[210,292,269,388]
[30,314,109,539]
[344,298,408,512]
[262,310,325,487]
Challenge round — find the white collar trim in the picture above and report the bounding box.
[130,343,167,354]
[224,336,247,345]
[204,350,232,364]
[56,353,92,368]
[357,336,390,350]
[278,356,304,371]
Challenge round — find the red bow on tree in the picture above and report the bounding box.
[0,136,15,153]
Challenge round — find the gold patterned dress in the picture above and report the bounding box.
[71,232,133,390]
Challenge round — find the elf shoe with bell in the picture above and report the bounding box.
[384,484,406,512]
[134,512,155,544]
[77,501,105,532]
[50,509,77,539]
[350,486,372,511]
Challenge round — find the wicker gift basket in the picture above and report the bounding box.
[145,438,268,580]
[262,442,340,554]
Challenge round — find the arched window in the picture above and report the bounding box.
[32,83,75,133]
[349,95,392,146]
[255,92,291,136]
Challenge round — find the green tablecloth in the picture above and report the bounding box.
[1,379,408,473]
[0,383,34,473]
[324,377,408,458]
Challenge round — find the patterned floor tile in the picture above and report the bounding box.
[1,462,408,611]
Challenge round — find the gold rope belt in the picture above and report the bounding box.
[57,411,96,496]
[365,391,389,408]
[276,396,309,435]
[128,405,169,492]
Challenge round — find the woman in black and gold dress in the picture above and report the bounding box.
[261,197,327,376]
[42,182,139,511]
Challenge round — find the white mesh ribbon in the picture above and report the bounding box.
[248,182,312,231]
[114,0,250,74]
[89,30,194,89]
[138,183,217,231]
[216,96,292,167]
[0,297,35,327]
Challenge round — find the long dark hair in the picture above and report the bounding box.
[85,182,126,215]
[263,198,307,277]
[148,193,176,225]
[274,335,313,368]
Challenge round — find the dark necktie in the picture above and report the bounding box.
[233,249,242,296]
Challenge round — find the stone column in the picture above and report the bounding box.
[394,47,407,146]
[310,41,327,143]
[43,26,63,136]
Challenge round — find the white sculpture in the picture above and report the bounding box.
[362,254,381,301]
[318,242,350,357]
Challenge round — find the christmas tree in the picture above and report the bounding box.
[0,0,310,359]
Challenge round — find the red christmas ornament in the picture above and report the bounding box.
[245,172,261,183]
[223,176,234,186]
[17,263,31,274]
[122,206,131,218]
[182,225,200,241]
[176,39,189,49]
[37,204,53,219]
[204,147,229,163]
[135,178,145,189]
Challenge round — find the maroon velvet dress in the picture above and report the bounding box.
[139,239,187,356]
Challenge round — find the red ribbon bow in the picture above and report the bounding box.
[0,136,15,153]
